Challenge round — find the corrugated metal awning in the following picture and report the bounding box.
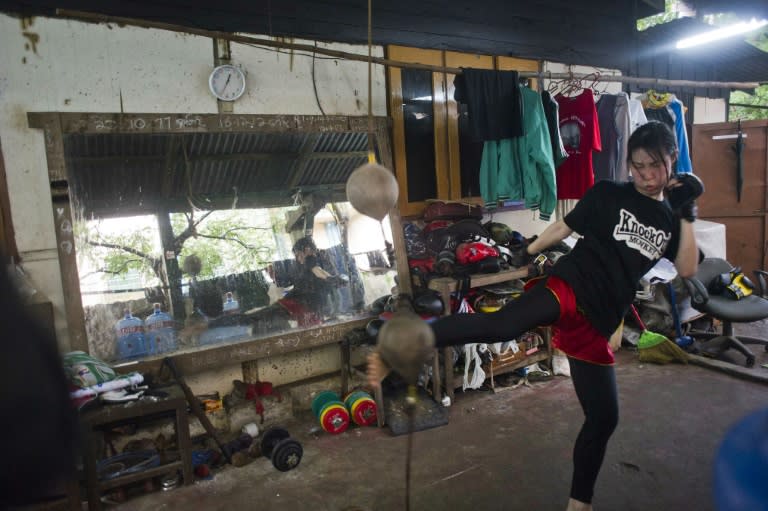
[63,130,370,218]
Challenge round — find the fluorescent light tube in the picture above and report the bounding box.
[676,19,768,49]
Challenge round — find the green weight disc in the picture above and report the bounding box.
[343,391,370,410]
[312,390,340,417]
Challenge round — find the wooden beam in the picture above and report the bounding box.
[29,112,389,135]
[51,193,89,352]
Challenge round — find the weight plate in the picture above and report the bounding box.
[312,390,340,417]
[271,438,303,472]
[343,390,369,410]
[319,399,345,418]
[260,426,290,459]
[319,403,349,434]
[348,396,367,415]
[350,397,377,426]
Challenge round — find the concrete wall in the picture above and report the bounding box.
[0,14,385,395]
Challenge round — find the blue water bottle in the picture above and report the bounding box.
[145,303,177,355]
[115,309,147,360]
[223,292,240,315]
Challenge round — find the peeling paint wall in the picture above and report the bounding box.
[0,14,386,365]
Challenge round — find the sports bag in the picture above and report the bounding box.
[423,200,483,222]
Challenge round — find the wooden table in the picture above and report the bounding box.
[79,395,193,510]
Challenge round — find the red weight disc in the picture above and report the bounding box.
[319,403,349,434]
[350,397,377,426]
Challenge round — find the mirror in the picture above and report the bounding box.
[56,115,398,363]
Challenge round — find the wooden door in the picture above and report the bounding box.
[387,45,449,217]
[692,120,768,273]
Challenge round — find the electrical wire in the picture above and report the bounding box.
[312,41,327,116]
[366,0,374,160]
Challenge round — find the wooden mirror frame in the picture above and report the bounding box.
[28,112,410,375]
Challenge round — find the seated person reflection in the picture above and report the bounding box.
[273,236,349,326]
[192,236,349,338]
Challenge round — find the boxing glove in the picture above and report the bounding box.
[667,173,704,223]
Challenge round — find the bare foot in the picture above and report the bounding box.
[565,498,592,511]
[366,350,391,389]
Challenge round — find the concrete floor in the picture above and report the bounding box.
[111,324,768,511]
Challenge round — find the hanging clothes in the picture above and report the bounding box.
[479,86,557,220]
[668,97,692,173]
[453,68,524,141]
[641,90,693,174]
[541,91,569,168]
[555,89,601,200]
[628,99,648,134]
[593,92,630,183]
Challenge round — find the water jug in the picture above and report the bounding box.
[115,309,147,360]
[223,292,240,315]
[145,303,177,355]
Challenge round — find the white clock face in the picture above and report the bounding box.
[209,65,246,101]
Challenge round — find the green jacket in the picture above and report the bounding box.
[479,86,557,221]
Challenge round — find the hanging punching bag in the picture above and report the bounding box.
[346,163,399,222]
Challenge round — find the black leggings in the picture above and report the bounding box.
[568,357,619,503]
[429,280,619,504]
[431,279,560,347]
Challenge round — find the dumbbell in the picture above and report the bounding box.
[343,390,378,427]
[311,390,350,434]
[260,426,303,472]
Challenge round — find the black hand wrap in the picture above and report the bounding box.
[667,173,704,223]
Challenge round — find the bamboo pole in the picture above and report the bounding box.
[56,9,762,90]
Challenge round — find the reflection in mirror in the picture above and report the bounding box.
[64,130,396,363]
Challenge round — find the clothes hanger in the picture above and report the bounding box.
[547,76,564,95]
[560,75,584,97]
[584,71,602,95]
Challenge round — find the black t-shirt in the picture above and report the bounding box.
[551,181,680,337]
[285,254,334,311]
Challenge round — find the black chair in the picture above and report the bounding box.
[683,258,768,367]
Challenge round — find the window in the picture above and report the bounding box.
[387,46,539,217]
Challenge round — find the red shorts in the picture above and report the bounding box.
[278,298,323,328]
[542,275,615,365]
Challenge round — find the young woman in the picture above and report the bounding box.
[368,121,703,511]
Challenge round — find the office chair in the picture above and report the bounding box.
[683,258,768,367]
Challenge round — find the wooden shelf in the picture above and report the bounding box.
[427,267,551,401]
[79,396,193,511]
[486,350,550,379]
[428,268,530,295]
[98,461,183,491]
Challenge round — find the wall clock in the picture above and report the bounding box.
[208,64,246,101]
